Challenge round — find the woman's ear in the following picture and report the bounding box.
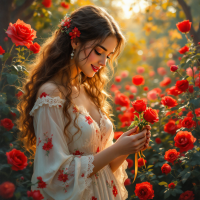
[71,38,80,49]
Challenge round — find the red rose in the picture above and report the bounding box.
[114,93,130,107]
[27,190,44,200]
[168,182,175,189]
[161,96,178,108]
[42,0,52,8]
[168,86,182,96]
[129,94,134,99]
[115,76,121,82]
[37,177,47,189]
[174,131,196,153]
[181,117,195,129]
[6,19,36,48]
[0,182,15,199]
[138,158,147,168]
[132,75,145,86]
[126,158,133,168]
[0,118,14,131]
[6,148,28,171]
[178,190,195,200]
[161,163,171,174]
[160,77,171,87]
[0,46,5,55]
[29,42,40,54]
[157,67,167,76]
[143,107,159,124]
[131,99,147,112]
[176,20,192,33]
[15,91,23,98]
[155,137,161,144]
[143,86,149,91]
[175,80,189,92]
[124,178,131,186]
[134,181,154,200]
[164,149,180,164]
[188,85,194,93]
[170,65,178,72]
[179,46,189,54]
[167,60,175,67]
[60,2,70,9]
[164,120,178,135]
[195,108,200,117]
[114,131,123,140]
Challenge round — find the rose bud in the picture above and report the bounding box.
[170,65,178,72]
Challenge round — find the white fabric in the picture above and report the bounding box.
[30,95,128,200]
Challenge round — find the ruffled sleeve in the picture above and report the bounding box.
[104,129,128,200]
[29,95,95,200]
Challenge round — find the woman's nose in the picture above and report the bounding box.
[98,56,107,67]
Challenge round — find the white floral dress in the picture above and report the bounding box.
[29,92,128,200]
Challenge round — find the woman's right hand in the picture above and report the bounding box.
[113,126,148,156]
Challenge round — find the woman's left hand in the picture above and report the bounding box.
[141,125,151,151]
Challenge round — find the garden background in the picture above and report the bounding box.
[0,0,200,199]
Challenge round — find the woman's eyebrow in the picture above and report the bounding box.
[97,44,114,54]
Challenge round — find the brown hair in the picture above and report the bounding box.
[16,5,126,160]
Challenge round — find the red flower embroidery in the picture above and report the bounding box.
[40,92,49,98]
[37,176,47,189]
[37,137,42,146]
[85,116,93,125]
[112,185,118,197]
[92,196,97,200]
[94,173,99,179]
[41,132,53,156]
[59,105,62,108]
[58,169,69,182]
[73,150,84,156]
[73,106,79,113]
[81,173,84,177]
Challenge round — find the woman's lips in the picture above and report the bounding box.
[91,64,99,72]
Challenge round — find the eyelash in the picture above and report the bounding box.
[94,50,111,59]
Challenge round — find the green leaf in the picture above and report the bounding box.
[159,181,168,186]
[15,192,21,200]
[175,188,183,194]
[0,93,7,104]
[2,52,10,62]
[134,115,139,122]
[182,171,191,184]
[0,164,12,170]
[164,189,171,199]
[147,165,154,169]
[6,74,18,84]
[171,189,176,196]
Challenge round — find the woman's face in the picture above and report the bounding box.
[75,36,117,77]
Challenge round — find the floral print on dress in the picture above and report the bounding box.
[92,196,97,200]
[57,168,70,193]
[85,116,93,125]
[40,92,49,98]
[37,176,47,189]
[73,149,84,156]
[106,180,118,197]
[73,106,79,113]
[38,131,53,156]
[94,172,99,179]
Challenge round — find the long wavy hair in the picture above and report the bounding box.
[16,5,126,160]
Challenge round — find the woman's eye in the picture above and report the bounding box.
[95,50,110,59]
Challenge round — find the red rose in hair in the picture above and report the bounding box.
[69,27,81,40]
[161,96,178,108]
[168,86,182,96]
[0,118,14,131]
[6,148,28,171]
[132,75,145,86]
[175,80,189,92]
[124,178,131,186]
[0,182,15,199]
[164,149,180,164]
[0,46,5,55]
[176,20,192,33]
[27,190,44,200]
[126,158,134,168]
[42,0,52,8]
[174,131,196,153]
[114,93,130,107]
[29,42,40,54]
[164,120,178,135]
[6,19,36,48]
[178,190,195,200]
[143,107,159,124]
[161,163,171,174]
[131,99,147,112]
[160,77,171,87]
[181,117,195,129]
[138,158,147,168]
[179,46,189,54]
[168,182,175,189]
[134,181,154,200]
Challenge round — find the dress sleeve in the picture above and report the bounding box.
[104,129,128,200]
[30,96,95,200]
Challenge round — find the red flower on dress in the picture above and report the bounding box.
[37,176,47,189]
[41,132,53,156]
[73,150,84,155]
[112,185,118,197]
[92,197,97,200]
[81,173,84,177]
[27,190,44,200]
[85,116,93,125]
[40,92,49,98]
[69,27,81,39]
[58,169,69,182]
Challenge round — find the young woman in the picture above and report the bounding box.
[17,5,151,200]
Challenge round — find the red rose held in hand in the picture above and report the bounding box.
[143,107,159,124]
[175,80,189,92]
[6,148,28,171]
[178,190,195,200]
[176,20,192,33]
[161,163,171,174]
[134,181,154,200]
[132,75,145,86]
[164,149,180,165]
[174,131,196,153]
[0,181,15,199]
[161,96,178,108]
[6,19,36,48]
[131,99,147,112]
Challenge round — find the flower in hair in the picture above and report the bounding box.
[69,27,81,39]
